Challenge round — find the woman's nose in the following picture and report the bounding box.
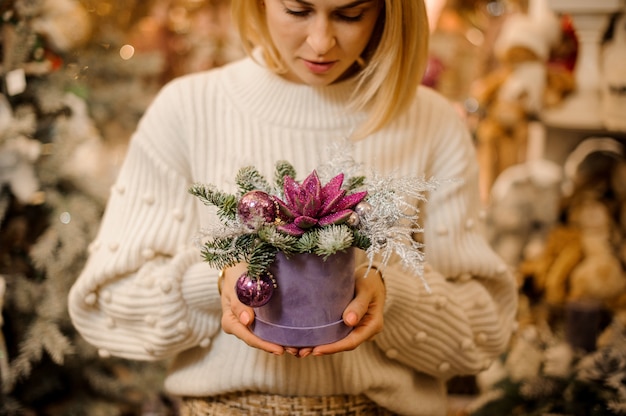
[306,18,336,57]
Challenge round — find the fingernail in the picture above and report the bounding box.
[300,351,311,358]
[240,311,250,325]
[312,350,323,357]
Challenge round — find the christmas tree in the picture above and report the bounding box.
[0,0,240,413]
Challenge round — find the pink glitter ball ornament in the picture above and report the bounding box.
[237,190,277,228]
[235,272,276,307]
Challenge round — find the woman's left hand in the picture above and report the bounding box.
[310,266,385,356]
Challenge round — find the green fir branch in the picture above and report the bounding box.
[246,242,278,278]
[235,166,271,194]
[274,160,297,191]
[352,230,372,250]
[257,226,298,253]
[201,235,254,269]
[188,183,238,220]
[201,236,236,267]
[346,175,366,191]
[293,231,319,253]
[314,224,354,258]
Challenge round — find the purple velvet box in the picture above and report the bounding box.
[251,249,355,347]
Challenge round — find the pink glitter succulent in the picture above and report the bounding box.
[275,170,367,236]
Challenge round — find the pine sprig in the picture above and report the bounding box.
[315,225,354,258]
[200,236,238,269]
[274,160,297,192]
[352,230,371,250]
[258,226,298,253]
[246,242,278,277]
[236,166,271,194]
[201,234,256,269]
[293,231,319,253]
[346,175,366,191]
[189,183,237,220]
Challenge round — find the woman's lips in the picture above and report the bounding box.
[302,59,337,74]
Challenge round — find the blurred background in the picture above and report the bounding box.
[1,0,626,414]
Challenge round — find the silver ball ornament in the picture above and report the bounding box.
[346,211,360,226]
[355,201,372,217]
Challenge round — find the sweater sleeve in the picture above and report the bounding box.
[68,79,222,361]
[372,92,518,379]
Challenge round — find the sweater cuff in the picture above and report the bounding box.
[174,248,222,313]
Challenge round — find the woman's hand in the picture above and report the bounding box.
[311,266,385,356]
[220,263,385,357]
[220,263,286,356]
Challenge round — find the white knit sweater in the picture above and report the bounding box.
[68,56,517,416]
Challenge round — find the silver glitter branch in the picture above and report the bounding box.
[316,141,365,184]
[316,139,441,292]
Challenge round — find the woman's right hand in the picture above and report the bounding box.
[220,264,287,356]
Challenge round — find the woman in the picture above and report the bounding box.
[69,0,517,414]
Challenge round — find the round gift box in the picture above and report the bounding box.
[252,249,355,347]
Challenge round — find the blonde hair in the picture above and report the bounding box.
[231,0,430,140]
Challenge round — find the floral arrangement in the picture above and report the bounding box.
[189,145,438,307]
